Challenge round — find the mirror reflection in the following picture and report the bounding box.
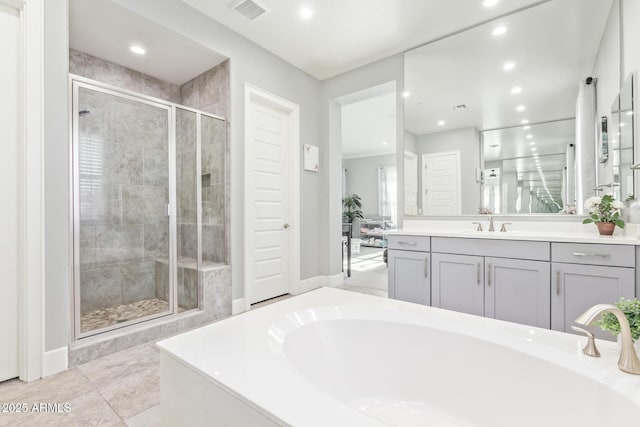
[611,75,635,202]
[482,120,574,214]
[403,0,623,216]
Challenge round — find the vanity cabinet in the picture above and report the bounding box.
[431,251,551,328]
[388,236,430,305]
[431,253,484,316]
[485,257,550,328]
[551,243,635,337]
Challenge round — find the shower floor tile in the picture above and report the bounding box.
[80,299,170,333]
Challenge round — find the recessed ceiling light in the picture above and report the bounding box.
[299,7,313,19]
[523,125,531,130]
[503,61,515,71]
[627,111,634,116]
[492,26,507,36]
[483,0,499,6]
[382,141,388,145]
[529,142,535,145]
[531,147,537,151]
[620,122,626,127]
[526,134,533,139]
[129,45,146,55]
[521,119,529,124]
[438,120,446,126]
[517,105,526,112]
[511,86,522,94]
[402,91,411,98]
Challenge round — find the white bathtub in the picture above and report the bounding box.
[157,288,640,427]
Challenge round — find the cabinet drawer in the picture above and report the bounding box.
[551,243,635,267]
[387,235,430,251]
[432,237,549,261]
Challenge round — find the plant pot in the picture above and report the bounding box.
[596,222,615,235]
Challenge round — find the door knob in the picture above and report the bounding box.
[283,223,290,229]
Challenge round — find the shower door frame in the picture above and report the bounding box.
[69,74,185,341]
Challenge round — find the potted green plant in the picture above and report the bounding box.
[342,194,363,237]
[597,297,640,351]
[582,194,625,235]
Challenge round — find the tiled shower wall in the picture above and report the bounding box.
[180,61,230,265]
[70,49,181,103]
[71,50,229,315]
[77,89,169,315]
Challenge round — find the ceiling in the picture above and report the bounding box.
[69,0,228,85]
[181,0,546,80]
[341,89,396,159]
[404,0,612,136]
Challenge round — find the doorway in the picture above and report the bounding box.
[244,84,300,306]
[339,82,397,297]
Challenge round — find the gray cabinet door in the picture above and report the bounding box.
[485,257,550,328]
[388,250,430,305]
[432,253,484,316]
[551,263,635,338]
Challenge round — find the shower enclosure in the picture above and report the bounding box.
[71,76,226,338]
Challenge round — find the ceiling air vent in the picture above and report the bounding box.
[230,0,269,20]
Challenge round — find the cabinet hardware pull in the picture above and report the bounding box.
[398,241,417,246]
[477,263,481,285]
[424,256,429,278]
[556,270,560,295]
[571,252,610,258]
[487,264,492,286]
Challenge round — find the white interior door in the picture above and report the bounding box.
[422,151,461,215]
[246,92,293,304]
[0,5,20,382]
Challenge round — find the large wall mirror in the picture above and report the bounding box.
[403,0,633,217]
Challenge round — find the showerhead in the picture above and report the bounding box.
[79,110,91,117]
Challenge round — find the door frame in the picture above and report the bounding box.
[244,83,300,311]
[421,150,462,215]
[9,0,46,381]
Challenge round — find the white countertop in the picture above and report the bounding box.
[386,229,640,245]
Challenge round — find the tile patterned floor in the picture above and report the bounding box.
[0,343,160,427]
[80,299,170,333]
[0,284,386,427]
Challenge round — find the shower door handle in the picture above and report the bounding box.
[165,204,171,216]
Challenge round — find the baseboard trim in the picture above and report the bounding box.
[293,274,345,295]
[43,346,68,377]
[232,298,246,315]
[327,273,344,288]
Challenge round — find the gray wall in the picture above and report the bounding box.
[97,0,324,301]
[343,154,396,216]
[321,54,404,276]
[44,0,70,351]
[415,127,481,215]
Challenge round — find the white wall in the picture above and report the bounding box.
[415,127,481,214]
[0,3,20,380]
[343,154,396,216]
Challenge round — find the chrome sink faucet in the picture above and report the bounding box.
[574,304,640,375]
[488,216,495,232]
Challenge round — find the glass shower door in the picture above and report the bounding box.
[74,82,174,336]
